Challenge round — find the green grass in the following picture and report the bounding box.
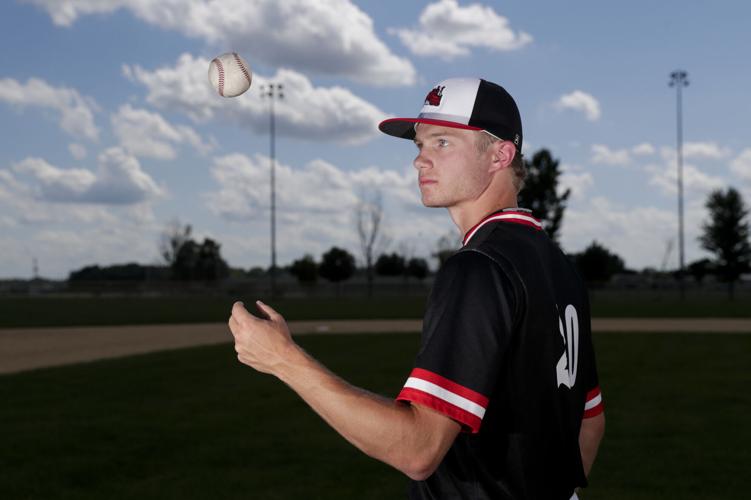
[589,332,751,498]
[1,332,749,499]
[1,289,750,329]
[0,295,429,328]
[588,288,751,318]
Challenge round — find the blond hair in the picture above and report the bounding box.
[475,131,526,193]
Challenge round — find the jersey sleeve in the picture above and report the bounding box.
[580,343,604,418]
[396,250,517,433]
[578,294,604,419]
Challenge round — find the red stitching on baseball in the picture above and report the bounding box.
[233,52,251,84]
[214,58,225,97]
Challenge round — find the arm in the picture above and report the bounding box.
[229,300,461,480]
[579,413,605,478]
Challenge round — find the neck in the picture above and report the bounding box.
[448,190,518,236]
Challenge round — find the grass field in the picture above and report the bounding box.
[0,296,429,328]
[1,288,750,328]
[1,332,749,499]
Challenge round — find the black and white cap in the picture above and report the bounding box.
[379,77,522,152]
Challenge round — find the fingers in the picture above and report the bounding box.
[231,301,254,323]
[228,314,239,334]
[255,300,282,322]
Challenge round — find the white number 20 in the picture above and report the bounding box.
[556,304,579,389]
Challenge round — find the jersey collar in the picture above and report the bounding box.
[462,208,542,246]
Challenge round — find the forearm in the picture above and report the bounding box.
[274,343,452,479]
[228,301,458,479]
[579,413,605,477]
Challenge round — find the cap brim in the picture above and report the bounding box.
[379,117,482,140]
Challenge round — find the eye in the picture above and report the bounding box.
[437,138,449,147]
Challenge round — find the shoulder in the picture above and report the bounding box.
[440,247,510,282]
[436,247,519,300]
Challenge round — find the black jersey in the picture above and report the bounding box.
[397,209,604,500]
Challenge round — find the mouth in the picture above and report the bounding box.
[419,178,437,186]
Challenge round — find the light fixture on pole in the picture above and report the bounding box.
[669,70,688,299]
[260,82,283,298]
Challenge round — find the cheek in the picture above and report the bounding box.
[456,158,489,192]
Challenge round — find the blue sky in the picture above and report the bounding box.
[1,0,750,279]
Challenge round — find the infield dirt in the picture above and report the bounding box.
[1,318,750,375]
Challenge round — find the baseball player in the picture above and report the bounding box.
[229,77,605,499]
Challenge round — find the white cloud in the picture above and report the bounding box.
[559,164,595,201]
[205,154,418,221]
[645,161,725,198]
[203,153,452,267]
[556,90,601,121]
[0,167,134,227]
[26,0,416,86]
[11,148,165,205]
[730,148,751,182]
[632,142,655,156]
[13,157,96,202]
[0,212,162,279]
[561,197,681,270]
[682,141,731,160]
[0,159,164,278]
[591,144,631,166]
[391,0,532,60]
[68,143,87,160]
[0,77,99,140]
[124,54,387,144]
[111,104,215,159]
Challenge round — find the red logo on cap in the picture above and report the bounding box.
[424,86,445,106]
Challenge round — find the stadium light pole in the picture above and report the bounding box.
[261,83,283,299]
[669,70,688,299]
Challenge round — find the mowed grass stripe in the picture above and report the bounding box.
[1,333,749,499]
[2,289,751,329]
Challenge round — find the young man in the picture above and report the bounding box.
[229,77,605,499]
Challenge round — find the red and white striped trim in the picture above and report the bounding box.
[463,211,543,246]
[397,368,489,433]
[380,117,482,132]
[583,386,604,418]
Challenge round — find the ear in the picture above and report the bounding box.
[488,140,517,173]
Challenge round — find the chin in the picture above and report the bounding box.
[421,196,446,208]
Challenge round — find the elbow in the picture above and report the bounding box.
[400,453,441,481]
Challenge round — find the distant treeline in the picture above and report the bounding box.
[69,264,170,282]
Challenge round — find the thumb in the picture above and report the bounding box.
[231,301,254,321]
[255,300,282,322]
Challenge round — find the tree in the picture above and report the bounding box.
[159,219,192,267]
[172,237,229,282]
[289,254,318,285]
[517,149,570,243]
[687,258,713,285]
[699,187,751,299]
[194,238,229,281]
[68,263,164,282]
[406,257,429,281]
[319,247,356,295]
[375,253,406,276]
[572,241,626,285]
[356,189,387,297]
[432,232,461,269]
[173,240,199,280]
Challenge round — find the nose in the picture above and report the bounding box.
[413,149,431,171]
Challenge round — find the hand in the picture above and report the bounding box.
[228,300,295,375]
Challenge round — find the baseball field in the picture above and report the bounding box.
[1,288,750,328]
[1,294,749,499]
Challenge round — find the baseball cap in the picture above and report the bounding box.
[379,77,522,152]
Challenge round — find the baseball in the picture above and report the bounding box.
[208,52,252,98]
